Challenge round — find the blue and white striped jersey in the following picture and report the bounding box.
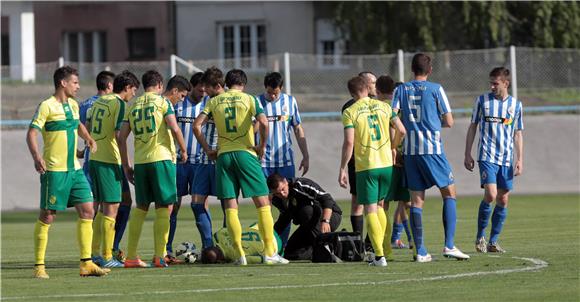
[79,95,100,165]
[256,93,302,168]
[174,95,217,165]
[392,80,452,156]
[470,93,524,166]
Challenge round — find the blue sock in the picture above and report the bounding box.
[477,200,493,240]
[391,222,403,243]
[113,204,131,251]
[191,203,214,248]
[409,207,427,256]
[402,219,412,243]
[166,207,178,253]
[442,198,457,249]
[490,205,507,243]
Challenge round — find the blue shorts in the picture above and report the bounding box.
[478,161,513,191]
[262,165,295,180]
[404,154,455,191]
[176,162,199,197]
[192,164,217,196]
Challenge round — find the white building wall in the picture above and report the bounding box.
[1,1,35,81]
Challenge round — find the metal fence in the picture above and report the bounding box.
[2,47,579,122]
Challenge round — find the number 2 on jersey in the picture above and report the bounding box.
[132,106,156,135]
[224,106,237,133]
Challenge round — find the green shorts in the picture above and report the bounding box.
[216,151,269,199]
[89,160,122,203]
[40,169,93,211]
[134,160,177,206]
[386,166,410,202]
[355,166,393,205]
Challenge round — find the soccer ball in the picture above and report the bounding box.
[181,251,198,263]
[175,242,196,257]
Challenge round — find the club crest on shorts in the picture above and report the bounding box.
[49,195,57,204]
[482,171,487,180]
[449,172,454,181]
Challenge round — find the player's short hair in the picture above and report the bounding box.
[190,72,204,87]
[358,71,376,78]
[264,72,283,89]
[142,70,164,89]
[96,71,115,91]
[201,246,225,264]
[411,53,432,76]
[53,66,78,89]
[113,70,140,93]
[225,69,247,87]
[376,75,396,95]
[166,75,192,92]
[347,76,368,95]
[489,67,510,82]
[266,173,286,190]
[201,66,225,88]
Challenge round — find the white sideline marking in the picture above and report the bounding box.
[1,257,548,300]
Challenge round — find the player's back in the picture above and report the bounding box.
[214,227,264,261]
[342,97,393,172]
[126,92,174,164]
[205,89,260,156]
[88,94,125,164]
[392,80,452,155]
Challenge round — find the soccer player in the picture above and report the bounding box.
[27,66,109,278]
[201,225,283,264]
[341,71,377,236]
[87,71,140,268]
[256,71,310,248]
[171,72,218,260]
[339,76,405,267]
[267,174,342,260]
[118,70,188,268]
[392,53,469,262]
[157,75,198,263]
[464,67,524,253]
[193,67,288,265]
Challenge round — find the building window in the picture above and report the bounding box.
[2,34,9,66]
[218,23,267,70]
[316,19,348,68]
[127,28,156,60]
[62,31,107,63]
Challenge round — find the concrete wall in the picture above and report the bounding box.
[2,115,579,211]
[176,2,314,60]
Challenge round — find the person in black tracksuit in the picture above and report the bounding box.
[267,174,342,260]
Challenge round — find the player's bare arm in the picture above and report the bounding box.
[165,113,188,163]
[339,127,354,188]
[441,112,454,128]
[78,122,97,153]
[26,128,46,174]
[193,112,216,160]
[514,130,524,176]
[118,122,134,184]
[464,123,478,171]
[293,124,309,175]
[254,113,268,160]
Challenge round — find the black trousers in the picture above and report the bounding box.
[284,205,342,260]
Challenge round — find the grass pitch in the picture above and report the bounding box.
[1,194,578,301]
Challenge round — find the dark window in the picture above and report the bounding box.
[223,26,234,59]
[1,34,9,66]
[257,25,267,68]
[127,28,156,60]
[98,32,107,62]
[322,40,334,65]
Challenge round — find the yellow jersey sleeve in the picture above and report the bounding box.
[342,108,354,129]
[30,102,50,130]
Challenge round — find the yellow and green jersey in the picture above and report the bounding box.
[87,94,126,164]
[201,89,264,156]
[342,97,396,172]
[124,92,175,164]
[30,96,82,172]
[213,224,282,262]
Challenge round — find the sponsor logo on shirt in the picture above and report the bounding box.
[177,116,195,123]
[267,115,290,122]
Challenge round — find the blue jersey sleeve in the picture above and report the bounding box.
[435,85,452,115]
[470,96,482,124]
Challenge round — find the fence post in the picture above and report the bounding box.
[398,49,405,82]
[284,52,291,95]
[170,54,176,77]
[510,46,518,100]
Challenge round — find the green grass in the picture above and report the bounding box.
[2,194,579,301]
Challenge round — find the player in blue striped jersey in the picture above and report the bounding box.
[392,53,469,262]
[256,72,310,249]
[464,67,524,254]
[166,73,217,262]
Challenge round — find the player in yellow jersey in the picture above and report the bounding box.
[87,71,140,268]
[26,66,109,278]
[339,76,405,267]
[193,67,288,265]
[118,70,188,268]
